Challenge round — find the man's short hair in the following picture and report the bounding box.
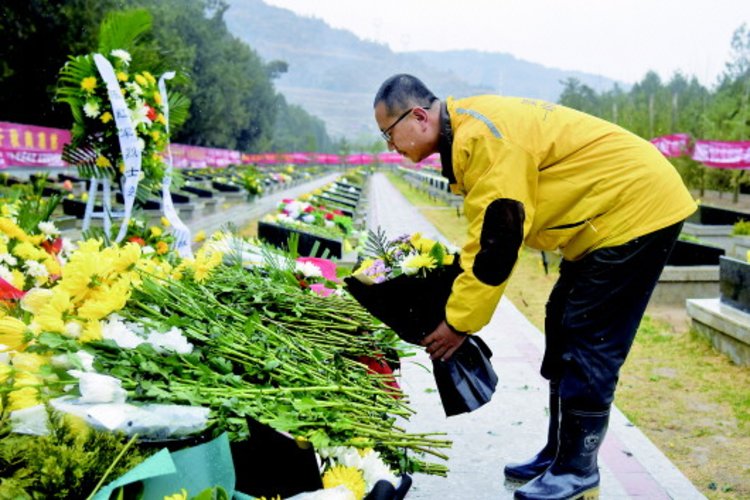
[374,74,437,115]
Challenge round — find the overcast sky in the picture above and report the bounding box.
[263,0,748,87]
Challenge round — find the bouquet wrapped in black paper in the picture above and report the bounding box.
[344,230,498,417]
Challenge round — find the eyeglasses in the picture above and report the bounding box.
[380,106,429,143]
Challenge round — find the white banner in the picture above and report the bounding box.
[158,72,193,257]
[93,53,142,243]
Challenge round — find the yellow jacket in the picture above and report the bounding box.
[440,95,696,334]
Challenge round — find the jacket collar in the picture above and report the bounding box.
[438,100,456,184]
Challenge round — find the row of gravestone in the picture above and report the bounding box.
[257,179,367,261]
[2,170,316,233]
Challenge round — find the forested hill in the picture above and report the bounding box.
[224,0,621,140]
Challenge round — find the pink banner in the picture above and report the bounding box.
[170,143,241,168]
[691,140,750,169]
[650,133,691,158]
[0,122,70,168]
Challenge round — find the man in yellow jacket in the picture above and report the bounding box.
[373,74,696,500]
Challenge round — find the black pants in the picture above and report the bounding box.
[540,221,684,410]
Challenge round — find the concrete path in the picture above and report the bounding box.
[366,172,706,499]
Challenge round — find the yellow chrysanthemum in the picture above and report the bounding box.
[80,76,97,93]
[400,254,436,276]
[100,111,113,123]
[155,241,169,255]
[33,289,71,333]
[142,71,156,85]
[12,241,47,261]
[151,130,161,141]
[116,71,128,82]
[193,230,206,243]
[77,279,130,320]
[79,319,102,343]
[112,242,141,274]
[191,248,223,283]
[43,256,62,277]
[0,217,30,242]
[0,317,28,351]
[7,386,40,412]
[12,370,42,387]
[160,216,170,228]
[322,465,366,500]
[20,288,54,315]
[11,352,48,373]
[0,362,12,384]
[150,226,162,238]
[156,113,167,125]
[10,269,25,290]
[153,92,163,105]
[96,155,112,168]
[134,74,148,86]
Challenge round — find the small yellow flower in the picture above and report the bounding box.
[155,241,169,255]
[322,465,366,500]
[96,155,112,168]
[151,130,161,141]
[193,230,206,243]
[116,71,128,82]
[153,92,163,105]
[156,113,167,125]
[80,76,97,93]
[134,74,148,86]
[100,111,113,123]
[160,216,171,227]
[150,226,163,238]
[143,71,156,85]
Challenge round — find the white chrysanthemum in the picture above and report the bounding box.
[125,81,143,96]
[69,370,127,404]
[51,349,95,372]
[146,327,193,354]
[64,321,82,338]
[129,103,151,128]
[0,253,17,266]
[38,221,59,237]
[110,49,132,65]
[0,265,13,283]
[295,261,323,278]
[360,450,399,490]
[102,315,144,349]
[83,101,100,118]
[24,260,48,279]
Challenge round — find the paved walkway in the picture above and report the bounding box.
[367,172,706,499]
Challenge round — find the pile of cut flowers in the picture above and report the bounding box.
[0,198,450,498]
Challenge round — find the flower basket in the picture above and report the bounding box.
[344,259,499,417]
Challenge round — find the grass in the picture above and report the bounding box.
[385,171,750,499]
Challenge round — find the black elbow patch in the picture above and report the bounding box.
[473,198,525,286]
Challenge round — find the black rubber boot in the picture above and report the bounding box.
[513,405,609,500]
[504,381,560,481]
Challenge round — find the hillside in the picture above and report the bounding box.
[224,0,621,140]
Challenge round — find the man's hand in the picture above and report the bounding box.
[421,320,467,361]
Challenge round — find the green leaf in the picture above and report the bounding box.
[98,8,153,54]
